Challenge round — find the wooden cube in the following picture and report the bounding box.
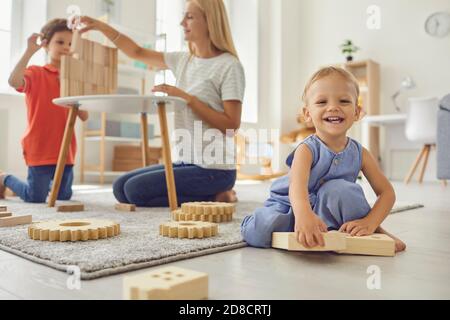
[123,266,208,300]
[115,203,136,212]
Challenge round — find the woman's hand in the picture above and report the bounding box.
[77,16,106,34]
[27,33,46,54]
[152,84,192,103]
[295,212,329,248]
[339,217,377,237]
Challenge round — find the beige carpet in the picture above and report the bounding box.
[0,187,423,280]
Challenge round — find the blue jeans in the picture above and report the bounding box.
[113,162,237,207]
[4,165,74,204]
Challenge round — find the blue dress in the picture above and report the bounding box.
[241,135,371,248]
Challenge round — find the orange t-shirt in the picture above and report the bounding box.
[16,64,76,166]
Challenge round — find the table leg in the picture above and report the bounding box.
[140,113,150,167]
[157,102,178,211]
[48,106,78,207]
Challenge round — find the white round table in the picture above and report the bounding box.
[49,95,187,211]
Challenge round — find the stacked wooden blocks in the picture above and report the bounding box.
[172,202,236,223]
[60,31,118,97]
[0,206,32,228]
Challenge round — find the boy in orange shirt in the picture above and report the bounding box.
[0,19,88,203]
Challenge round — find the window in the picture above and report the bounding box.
[0,0,13,91]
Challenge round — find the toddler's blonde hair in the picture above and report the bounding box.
[302,66,360,105]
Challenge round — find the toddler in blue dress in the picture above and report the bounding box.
[241,67,406,252]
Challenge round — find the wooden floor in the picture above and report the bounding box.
[0,181,449,300]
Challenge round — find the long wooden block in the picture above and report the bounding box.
[57,204,85,212]
[70,30,83,58]
[115,203,136,212]
[0,215,32,228]
[123,266,208,300]
[336,234,395,257]
[272,231,347,251]
[0,206,7,212]
[0,212,12,218]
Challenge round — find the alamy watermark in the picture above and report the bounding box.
[366,265,382,290]
[367,5,381,30]
[171,122,281,169]
[67,265,81,290]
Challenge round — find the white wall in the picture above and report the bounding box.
[251,0,450,181]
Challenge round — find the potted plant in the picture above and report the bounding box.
[340,40,360,62]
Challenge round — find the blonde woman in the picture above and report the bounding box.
[79,0,245,207]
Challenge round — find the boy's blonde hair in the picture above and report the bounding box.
[41,19,71,43]
[302,66,360,105]
[188,0,239,59]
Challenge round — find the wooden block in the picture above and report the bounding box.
[336,234,396,257]
[70,30,83,58]
[56,204,85,213]
[115,203,136,212]
[0,215,32,228]
[123,266,208,300]
[0,206,7,212]
[93,42,104,65]
[0,212,12,218]
[69,59,82,82]
[272,231,347,251]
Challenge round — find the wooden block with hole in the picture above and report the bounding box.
[56,204,85,212]
[0,215,32,228]
[115,203,136,212]
[335,234,395,257]
[272,231,347,251]
[123,266,208,300]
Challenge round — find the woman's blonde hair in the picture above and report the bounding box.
[188,0,239,59]
[302,66,360,105]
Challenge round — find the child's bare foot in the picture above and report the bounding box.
[0,171,6,200]
[376,226,406,253]
[214,189,238,203]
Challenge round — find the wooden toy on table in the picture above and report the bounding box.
[48,32,118,208]
[123,266,208,300]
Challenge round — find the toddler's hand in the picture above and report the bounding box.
[295,212,328,248]
[27,33,46,53]
[339,218,377,237]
